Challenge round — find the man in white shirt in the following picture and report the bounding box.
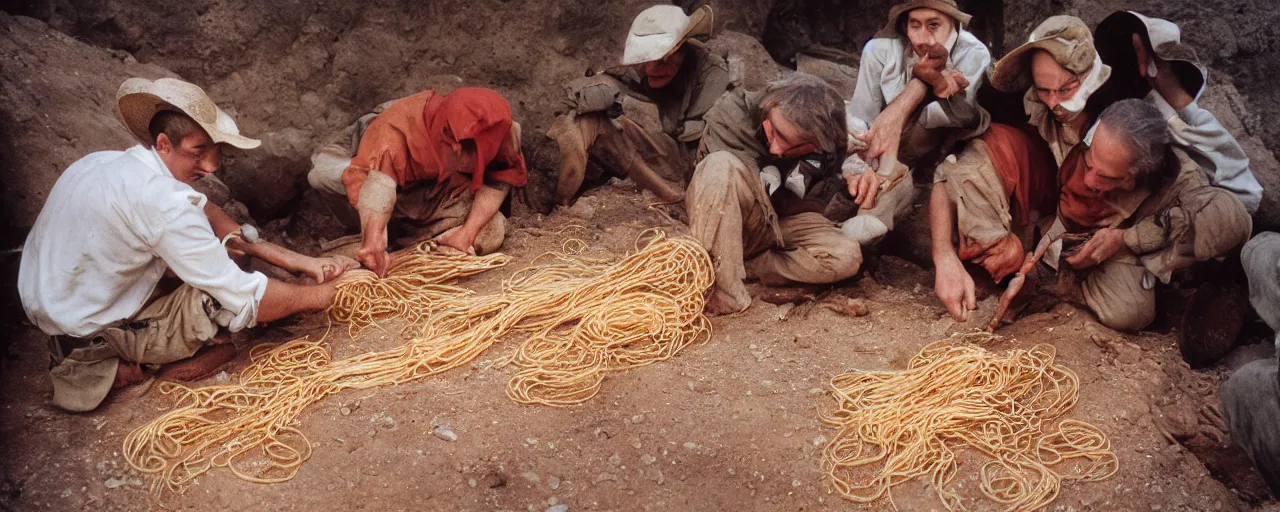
[839,0,992,245]
[18,77,357,412]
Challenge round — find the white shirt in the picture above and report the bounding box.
[846,29,991,139]
[1146,90,1264,214]
[18,145,268,337]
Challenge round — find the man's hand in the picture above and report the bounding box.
[934,256,977,321]
[436,226,479,255]
[845,170,883,209]
[297,255,360,284]
[356,228,391,277]
[1065,228,1128,269]
[972,234,1024,282]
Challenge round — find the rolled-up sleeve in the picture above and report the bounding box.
[1151,90,1264,214]
[152,197,268,332]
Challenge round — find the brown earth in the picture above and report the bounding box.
[1,183,1275,511]
[3,0,1280,510]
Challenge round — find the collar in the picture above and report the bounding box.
[126,144,177,180]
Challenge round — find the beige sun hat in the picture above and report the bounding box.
[990,15,1110,93]
[873,0,972,39]
[117,77,261,149]
[1096,11,1207,98]
[621,5,714,66]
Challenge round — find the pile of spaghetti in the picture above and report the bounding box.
[123,232,713,496]
[821,337,1118,511]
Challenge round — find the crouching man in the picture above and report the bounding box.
[840,0,991,245]
[548,5,730,205]
[688,73,861,314]
[933,99,1251,331]
[308,88,528,276]
[19,78,356,412]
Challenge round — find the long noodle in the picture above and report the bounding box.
[123,232,713,497]
[821,337,1118,512]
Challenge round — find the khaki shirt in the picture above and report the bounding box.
[610,43,732,143]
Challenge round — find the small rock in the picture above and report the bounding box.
[593,472,618,485]
[608,453,622,466]
[1115,342,1143,365]
[547,474,561,489]
[432,424,458,442]
[520,471,541,484]
[547,505,568,512]
[630,414,644,424]
[468,478,478,488]
[792,479,802,487]
[382,416,396,428]
[683,442,697,450]
[641,454,657,465]
[212,371,231,384]
[812,435,827,447]
[340,407,351,416]
[103,477,140,489]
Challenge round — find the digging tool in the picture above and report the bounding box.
[986,232,1056,332]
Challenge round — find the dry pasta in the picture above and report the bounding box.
[821,336,1118,511]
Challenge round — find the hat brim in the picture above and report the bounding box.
[620,5,714,65]
[117,79,261,150]
[875,0,972,39]
[989,40,1058,92]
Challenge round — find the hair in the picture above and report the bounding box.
[757,72,848,161]
[1095,98,1173,187]
[147,110,206,146]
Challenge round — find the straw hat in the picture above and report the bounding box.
[1096,11,1206,99]
[621,5,714,66]
[990,15,1109,93]
[874,0,972,39]
[117,77,260,149]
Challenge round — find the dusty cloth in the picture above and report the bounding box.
[846,28,991,142]
[611,43,732,143]
[547,112,687,203]
[1095,11,1263,213]
[1052,146,1252,331]
[47,284,226,412]
[1220,232,1280,494]
[936,123,1058,250]
[308,116,507,255]
[686,151,862,313]
[19,145,268,339]
[340,89,527,205]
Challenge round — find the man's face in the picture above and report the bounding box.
[905,8,953,58]
[156,129,222,184]
[1082,124,1137,195]
[1031,50,1084,124]
[642,45,687,89]
[763,109,819,159]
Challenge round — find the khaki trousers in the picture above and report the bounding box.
[687,151,862,314]
[48,284,226,412]
[546,112,687,205]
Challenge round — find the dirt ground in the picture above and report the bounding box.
[1,182,1274,511]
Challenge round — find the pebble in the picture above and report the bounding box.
[682,442,697,450]
[593,472,618,484]
[468,478,477,488]
[641,454,657,465]
[432,424,458,442]
[630,414,644,424]
[521,471,541,484]
[103,477,140,489]
[1116,342,1143,365]
[212,371,231,384]
[608,453,622,466]
[812,435,827,446]
[547,475,561,490]
[340,407,352,416]
[547,505,568,512]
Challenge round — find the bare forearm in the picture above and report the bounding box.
[929,185,960,262]
[885,79,929,121]
[226,238,304,272]
[256,279,337,324]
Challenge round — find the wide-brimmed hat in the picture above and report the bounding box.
[1095,11,1206,99]
[873,0,972,39]
[621,5,714,66]
[117,77,260,149]
[990,15,1110,93]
